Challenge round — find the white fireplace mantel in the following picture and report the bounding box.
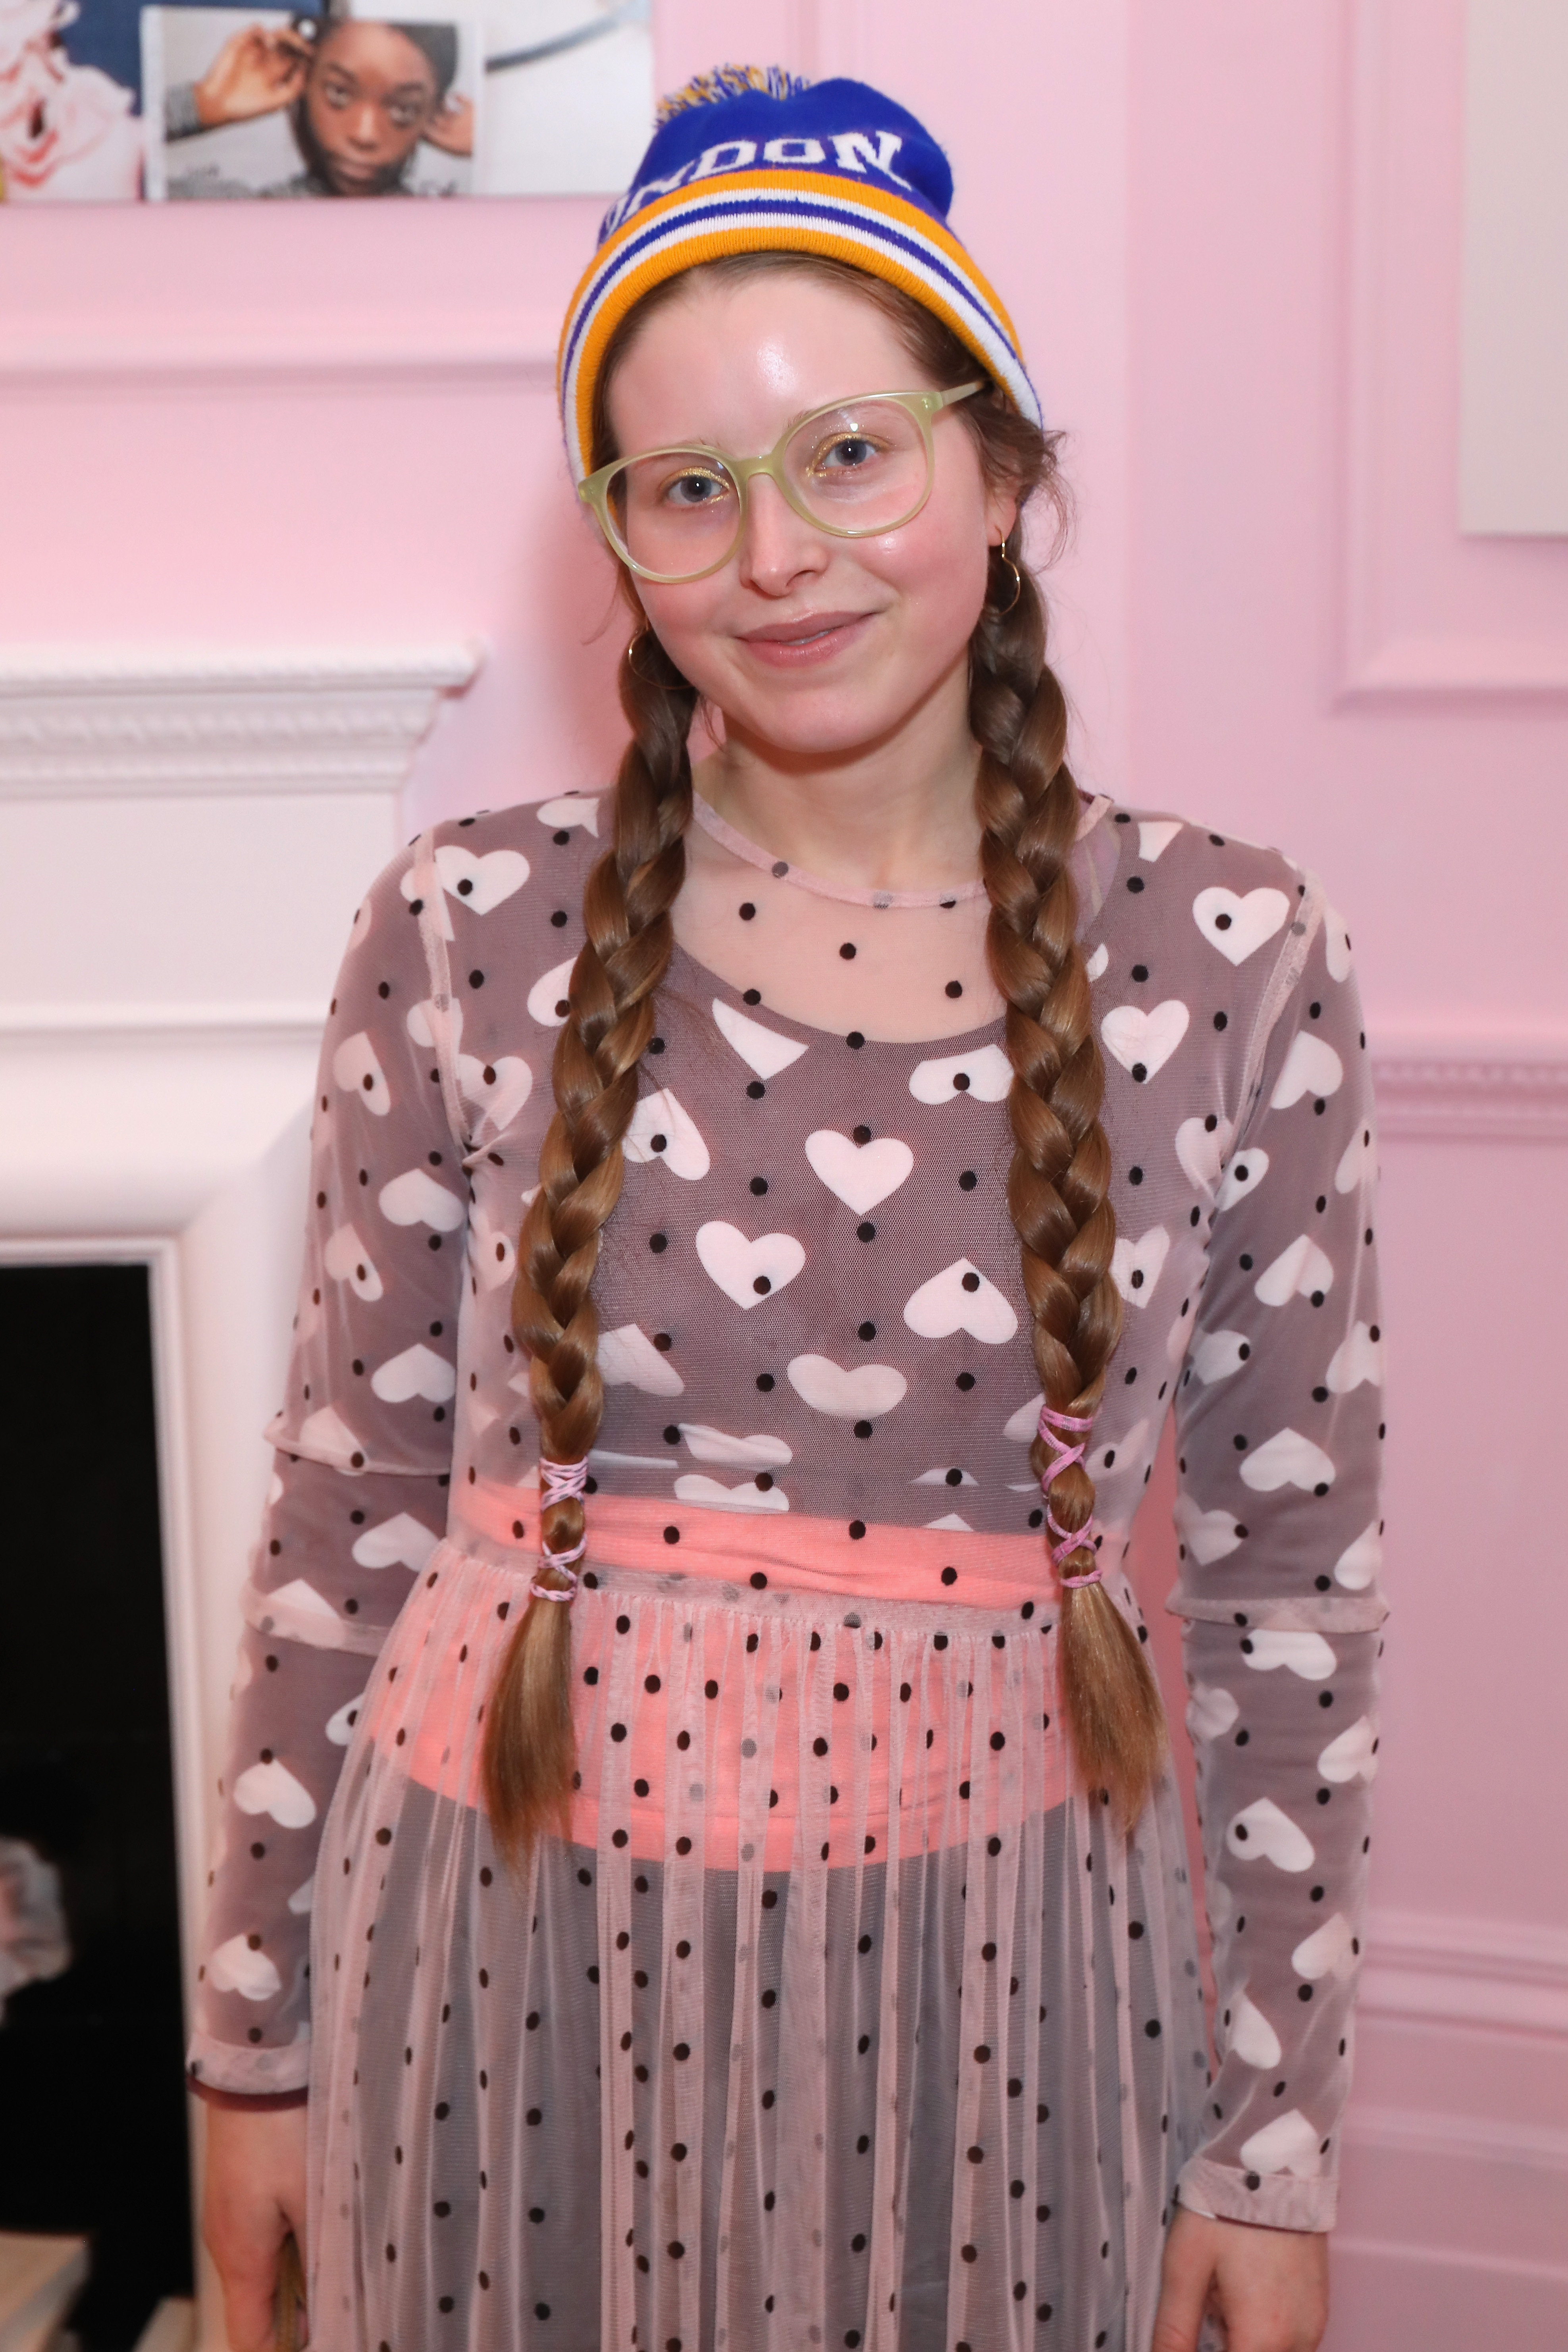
[0,642,480,797]
[0,641,480,2348]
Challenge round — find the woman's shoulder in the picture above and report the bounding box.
[1093,799,1327,963]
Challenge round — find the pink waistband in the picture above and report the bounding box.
[450,1477,1055,1619]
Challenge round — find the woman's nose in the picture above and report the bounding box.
[735,473,828,595]
[346,102,382,151]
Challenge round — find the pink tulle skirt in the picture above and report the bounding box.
[306,1537,1211,2351]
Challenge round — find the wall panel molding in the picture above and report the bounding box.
[0,326,556,399]
[0,644,481,797]
[1335,0,1568,701]
[1371,1036,1568,1138]
[1362,1905,1568,2039]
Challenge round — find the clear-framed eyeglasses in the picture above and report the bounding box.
[578,381,986,586]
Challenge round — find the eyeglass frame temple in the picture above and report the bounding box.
[578,380,987,584]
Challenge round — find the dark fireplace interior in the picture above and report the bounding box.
[0,1262,193,2350]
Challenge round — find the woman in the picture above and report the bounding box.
[194,66,1385,2352]
[164,12,472,199]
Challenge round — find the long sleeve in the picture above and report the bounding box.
[1167,892,1386,2231]
[188,835,469,2096]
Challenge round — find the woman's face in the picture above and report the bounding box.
[605,273,1015,764]
[300,22,437,195]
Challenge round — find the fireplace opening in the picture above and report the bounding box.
[0,1263,193,2350]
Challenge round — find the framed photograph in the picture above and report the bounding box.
[0,0,650,200]
[142,5,480,198]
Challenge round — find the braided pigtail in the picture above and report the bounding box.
[972,536,1167,1824]
[482,627,697,1863]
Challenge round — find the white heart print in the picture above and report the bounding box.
[712,998,808,1080]
[1226,1990,1283,2068]
[679,1425,792,1468]
[1239,1428,1335,1493]
[1317,1716,1378,1784]
[1335,1122,1374,1194]
[1101,1001,1190,1083]
[1238,2110,1323,2180]
[286,1877,315,1916]
[1225,1796,1316,1872]
[297,1406,366,1474]
[695,1221,806,1310]
[1241,1629,1337,1681]
[625,1088,711,1180]
[1291,1913,1356,1982]
[1138,819,1183,862]
[1333,1521,1381,1590]
[1002,1393,1044,1442]
[378,1169,465,1232]
[1190,1329,1251,1385]
[1327,1321,1383,1392]
[1192,884,1290,965]
[351,1513,439,1571]
[534,793,600,836]
[331,1031,391,1117]
[1111,1226,1170,1306]
[323,1223,383,1303]
[234,1757,318,1828]
[1216,1148,1269,1212]
[434,843,529,914]
[1254,1234,1335,1308]
[371,1343,457,1405]
[528,957,575,1028]
[1173,1496,1245,1564]
[1271,1031,1344,1110]
[1324,905,1353,980]
[913,1465,978,1487]
[673,1472,790,1514]
[804,1129,914,1214]
[1175,1114,1235,1193]
[458,1053,534,1134]
[326,1691,367,1746]
[468,1212,517,1293]
[599,1324,685,1397]
[902,1259,1019,1343]
[788,1355,908,1420]
[1186,1683,1240,1741]
[1085,944,1109,982]
[208,1932,282,2002]
[907,1043,1014,1103]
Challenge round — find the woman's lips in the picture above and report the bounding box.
[737,612,874,668]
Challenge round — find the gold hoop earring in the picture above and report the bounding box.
[990,541,1023,617]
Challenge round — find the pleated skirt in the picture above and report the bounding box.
[306,1540,1212,2352]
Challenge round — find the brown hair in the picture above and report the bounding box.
[482,254,1166,1859]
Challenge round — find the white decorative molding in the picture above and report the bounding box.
[1361,1906,1568,2039]
[0,643,482,797]
[1336,0,1568,700]
[1345,2103,1568,2175]
[1371,1035,1568,1138]
[0,324,556,397]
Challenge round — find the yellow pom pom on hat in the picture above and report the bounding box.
[558,63,1042,485]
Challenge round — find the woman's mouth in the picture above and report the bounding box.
[737,611,874,668]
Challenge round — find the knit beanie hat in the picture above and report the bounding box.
[558,63,1041,485]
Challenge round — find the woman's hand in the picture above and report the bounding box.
[191,25,310,129]
[1153,2206,1329,2352]
[202,2100,310,2352]
[423,92,474,157]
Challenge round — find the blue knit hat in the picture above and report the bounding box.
[558,64,1042,485]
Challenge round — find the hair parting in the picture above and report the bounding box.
[483,251,1164,1862]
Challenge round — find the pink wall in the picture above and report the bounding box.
[4,1,1566,2340]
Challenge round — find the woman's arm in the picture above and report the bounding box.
[1154,883,1385,2342]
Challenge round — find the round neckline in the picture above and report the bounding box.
[667,934,1008,1054]
[690,791,989,911]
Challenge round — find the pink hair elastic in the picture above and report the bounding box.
[1037,1402,1106,1592]
[532,1456,589,1603]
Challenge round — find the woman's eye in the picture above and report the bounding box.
[388,100,421,127]
[663,470,728,509]
[321,77,353,108]
[815,434,880,473]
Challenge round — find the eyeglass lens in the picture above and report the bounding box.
[606,399,933,578]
